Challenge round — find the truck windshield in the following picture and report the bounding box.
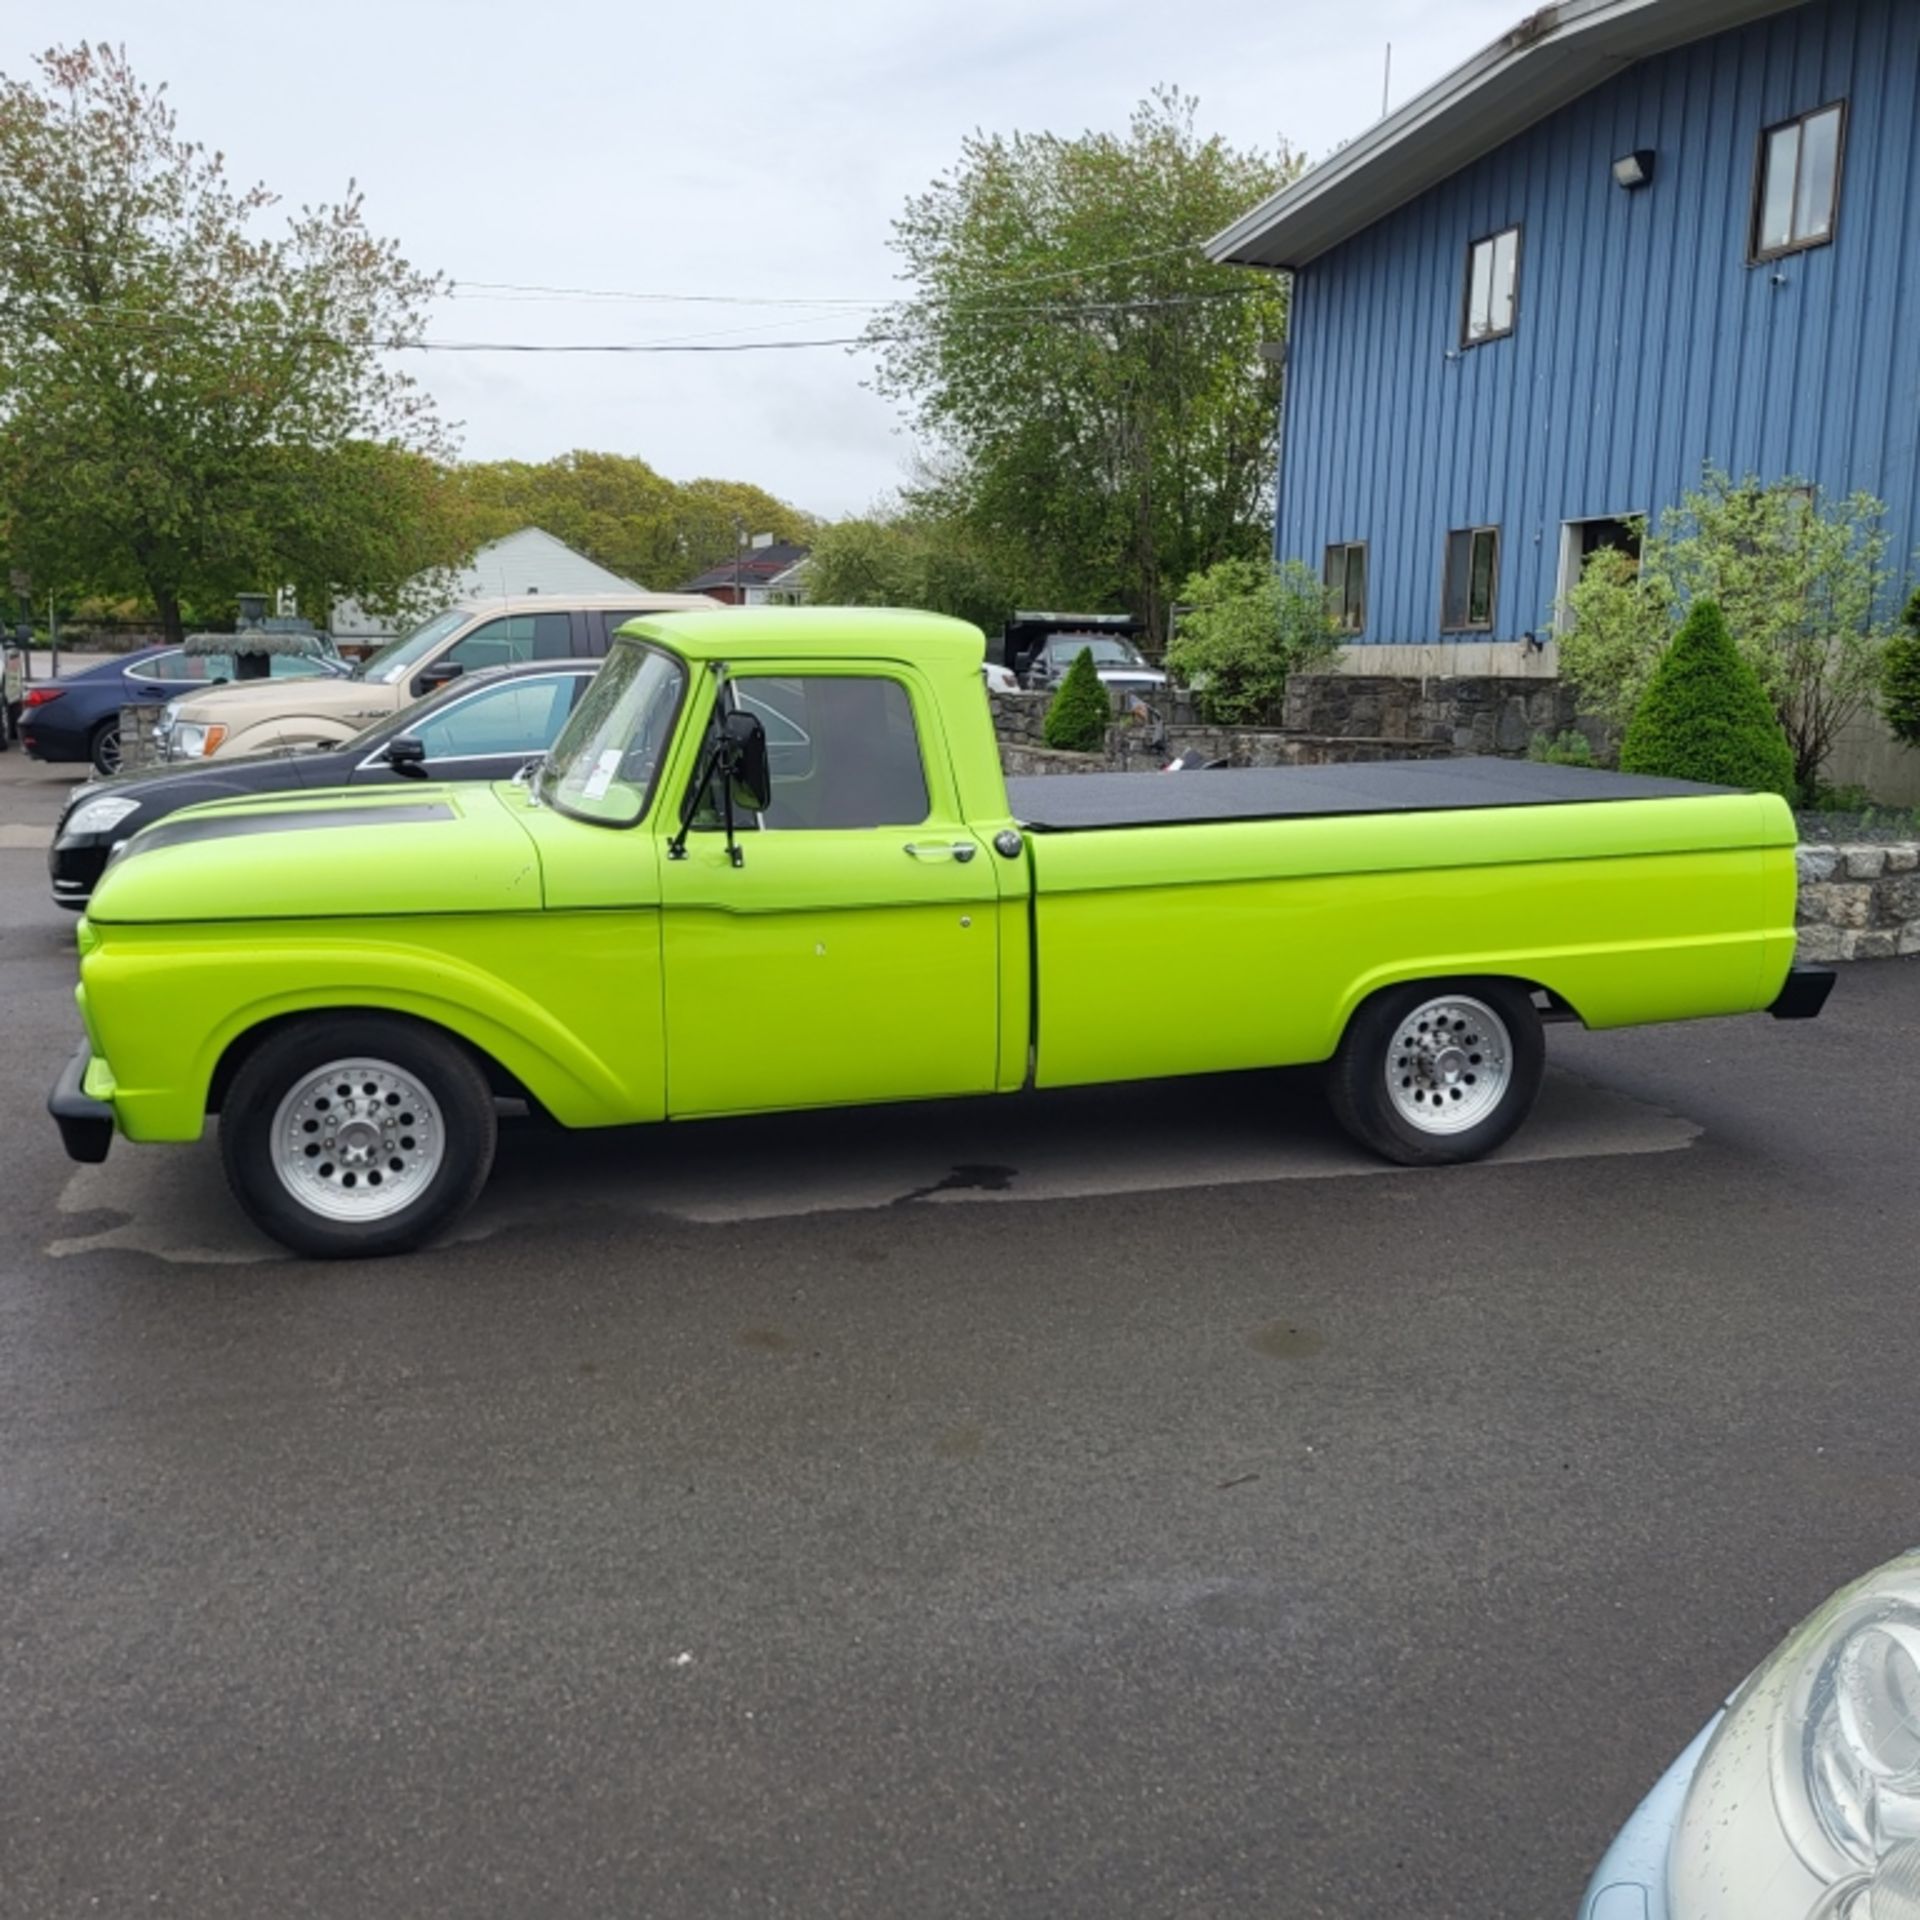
[538,643,687,826]
[355,609,469,684]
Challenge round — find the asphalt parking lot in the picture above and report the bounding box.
[3,745,1916,1919]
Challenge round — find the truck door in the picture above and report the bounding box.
[657,667,1001,1117]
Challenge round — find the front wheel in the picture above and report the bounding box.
[1325,980,1545,1167]
[220,1016,497,1258]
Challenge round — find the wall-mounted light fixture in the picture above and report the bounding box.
[1612,149,1656,190]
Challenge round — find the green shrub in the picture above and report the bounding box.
[1797,779,1873,810]
[1527,728,1594,767]
[1043,646,1111,753]
[1881,588,1920,749]
[1619,599,1797,799]
[1165,557,1341,725]
[1555,472,1893,793]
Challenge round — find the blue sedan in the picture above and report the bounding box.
[21,646,350,775]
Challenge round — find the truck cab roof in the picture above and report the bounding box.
[616,606,987,669]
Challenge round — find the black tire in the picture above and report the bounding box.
[89,719,122,776]
[220,1015,497,1259]
[1325,978,1545,1167]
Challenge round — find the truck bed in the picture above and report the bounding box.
[1005,757,1735,832]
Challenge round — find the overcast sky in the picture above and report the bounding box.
[10,0,1517,521]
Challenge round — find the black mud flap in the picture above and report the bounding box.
[1769,966,1837,1021]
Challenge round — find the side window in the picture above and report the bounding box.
[445,612,573,673]
[125,650,194,686]
[1323,542,1367,632]
[127,649,331,687]
[1461,226,1520,346]
[410,677,578,760]
[726,675,930,830]
[1442,526,1500,631]
[1752,102,1845,260]
[599,611,658,651]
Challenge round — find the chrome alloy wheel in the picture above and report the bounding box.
[270,1057,446,1222]
[1384,994,1513,1135]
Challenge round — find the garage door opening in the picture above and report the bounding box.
[1556,516,1643,615]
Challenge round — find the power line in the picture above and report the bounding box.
[2,289,1259,356]
[444,243,1220,310]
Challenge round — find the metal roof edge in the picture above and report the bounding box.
[1205,0,1803,269]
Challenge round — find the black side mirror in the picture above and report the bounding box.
[385,735,429,778]
[413,660,463,698]
[720,708,771,814]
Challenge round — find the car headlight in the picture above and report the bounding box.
[63,794,144,838]
[1670,1549,1920,1918]
[168,721,226,760]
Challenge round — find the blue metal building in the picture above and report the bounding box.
[1208,0,1920,653]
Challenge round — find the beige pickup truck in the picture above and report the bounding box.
[158,591,716,762]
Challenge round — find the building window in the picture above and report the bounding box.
[1752,102,1845,260]
[1461,227,1520,346]
[1442,527,1499,631]
[1323,542,1367,632]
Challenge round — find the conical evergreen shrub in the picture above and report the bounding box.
[1881,588,1920,749]
[1043,646,1111,754]
[1619,598,1797,799]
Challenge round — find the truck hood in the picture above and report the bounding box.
[85,783,544,924]
[165,672,392,727]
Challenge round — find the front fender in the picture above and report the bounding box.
[220,718,361,756]
[79,912,666,1141]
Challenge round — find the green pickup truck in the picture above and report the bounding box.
[49,607,1828,1257]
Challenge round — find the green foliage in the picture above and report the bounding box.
[0,44,469,639]
[1043,646,1111,753]
[1879,588,1920,749]
[1164,557,1341,725]
[457,453,813,590]
[1555,544,1668,725]
[1527,729,1594,767]
[868,88,1299,645]
[803,507,1017,634]
[1804,781,1877,812]
[1555,471,1894,792]
[1618,599,1797,799]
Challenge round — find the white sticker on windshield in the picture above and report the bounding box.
[581,748,623,800]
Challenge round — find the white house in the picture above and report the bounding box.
[329,527,643,646]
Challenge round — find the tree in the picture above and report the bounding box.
[0,43,468,638]
[867,88,1297,645]
[1043,646,1111,753]
[1164,557,1341,724]
[804,505,1018,634]
[1555,471,1895,792]
[457,453,814,589]
[1880,588,1920,749]
[1618,599,1797,800]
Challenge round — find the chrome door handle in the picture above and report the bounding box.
[904,841,976,863]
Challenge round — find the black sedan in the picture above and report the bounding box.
[23,644,351,775]
[49,660,595,909]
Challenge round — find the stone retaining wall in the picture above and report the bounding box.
[1281,674,1587,756]
[1795,844,1920,961]
[119,702,166,771]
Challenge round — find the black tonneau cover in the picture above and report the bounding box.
[1006,757,1737,832]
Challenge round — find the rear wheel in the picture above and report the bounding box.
[89,719,122,775]
[220,1016,497,1258]
[1326,980,1545,1167]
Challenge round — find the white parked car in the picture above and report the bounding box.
[1022,633,1168,694]
[1580,1546,1920,1918]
